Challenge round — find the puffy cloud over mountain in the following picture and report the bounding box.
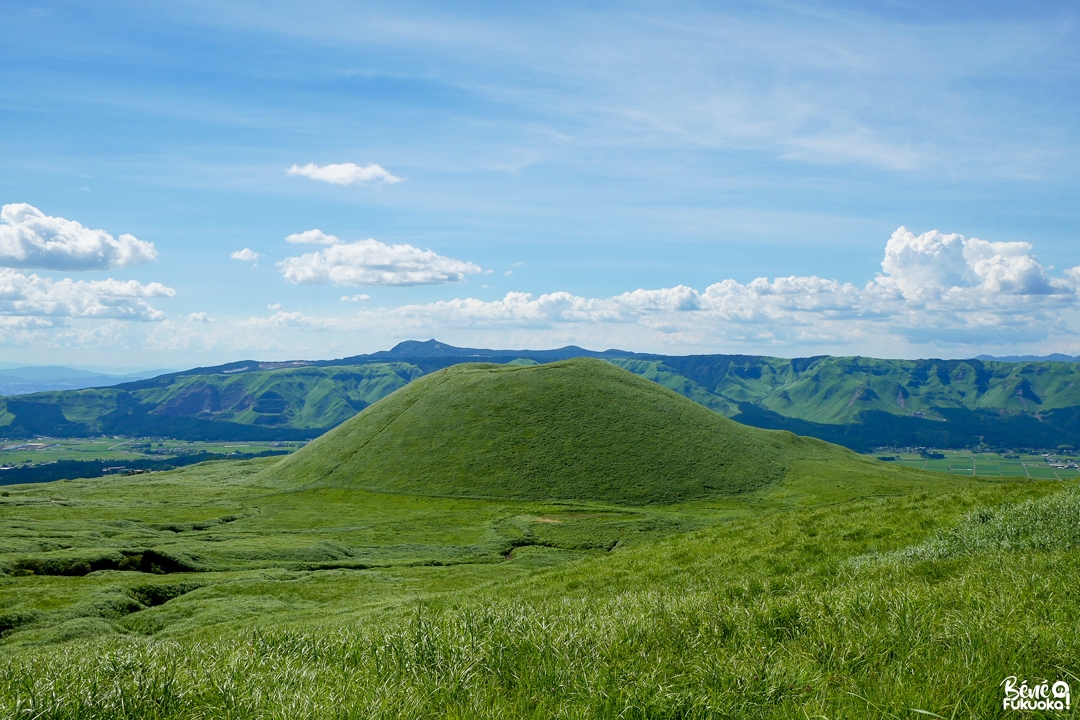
[279,239,482,286]
[880,227,1067,299]
[345,227,1080,346]
[0,269,174,322]
[0,204,157,271]
[4,227,1078,359]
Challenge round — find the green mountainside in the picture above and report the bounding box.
[2,340,1079,450]
[264,359,896,505]
[0,363,421,440]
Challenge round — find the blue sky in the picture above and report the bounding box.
[1,0,1078,368]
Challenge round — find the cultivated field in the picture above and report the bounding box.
[881,449,1080,480]
[0,439,304,468]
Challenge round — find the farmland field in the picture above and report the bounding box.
[0,439,305,468]
[878,449,1080,479]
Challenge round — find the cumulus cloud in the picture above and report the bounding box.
[188,312,213,323]
[879,227,1067,300]
[9,226,1077,357]
[287,162,402,185]
[230,248,261,262]
[341,294,371,302]
[279,239,482,286]
[285,229,340,245]
[0,203,158,271]
[334,227,1080,347]
[0,269,175,321]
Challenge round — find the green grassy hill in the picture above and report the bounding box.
[263,359,902,505]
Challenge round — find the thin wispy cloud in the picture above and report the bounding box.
[3,4,1077,365]
[288,162,402,185]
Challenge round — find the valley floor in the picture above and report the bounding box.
[880,449,1080,480]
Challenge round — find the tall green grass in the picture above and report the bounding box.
[869,486,1080,562]
[3,482,1076,719]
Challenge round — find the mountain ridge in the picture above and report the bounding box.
[2,341,1079,450]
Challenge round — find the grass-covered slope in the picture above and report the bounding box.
[264,359,892,504]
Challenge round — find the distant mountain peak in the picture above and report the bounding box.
[380,339,598,359]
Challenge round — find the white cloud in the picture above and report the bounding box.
[0,203,158,271]
[341,294,371,302]
[230,248,261,262]
[0,316,57,330]
[267,303,282,310]
[7,227,1078,359]
[287,162,402,185]
[188,312,214,323]
[503,270,513,276]
[331,227,1080,348]
[0,269,175,321]
[279,239,482,286]
[879,227,1068,300]
[285,229,340,245]
[241,310,319,329]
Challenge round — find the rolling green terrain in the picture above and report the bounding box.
[1,358,1076,717]
[3,341,1080,450]
[1,464,1074,717]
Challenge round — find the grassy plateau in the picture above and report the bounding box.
[0,360,1075,718]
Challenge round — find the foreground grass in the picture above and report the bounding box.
[3,480,1076,719]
